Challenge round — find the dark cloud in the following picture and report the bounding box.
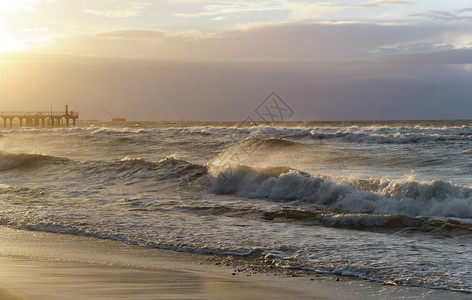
[2,54,472,120]
[411,9,472,21]
[458,7,472,14]
[381,48,472,65]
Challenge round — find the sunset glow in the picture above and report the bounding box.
[0,1,471,120]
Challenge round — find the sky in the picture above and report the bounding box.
[0,0,472,121]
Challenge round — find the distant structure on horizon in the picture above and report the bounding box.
[111,117,127,123]
[101,108,126,123]
[0,105,79,128]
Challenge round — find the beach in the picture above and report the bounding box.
[0,226,468,300]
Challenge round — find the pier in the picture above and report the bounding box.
[1,105,79,128]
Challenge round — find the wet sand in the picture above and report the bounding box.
[0,227,468,300]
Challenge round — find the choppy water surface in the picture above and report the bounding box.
[0,120,471,292]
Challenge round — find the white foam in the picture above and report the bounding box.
[207,165,472,218]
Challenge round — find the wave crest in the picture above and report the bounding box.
[206,164,472,219]
[0,152,68,171]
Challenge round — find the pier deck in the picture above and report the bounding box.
[1,105,79,128]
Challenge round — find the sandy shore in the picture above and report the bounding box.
[0,227,468,300]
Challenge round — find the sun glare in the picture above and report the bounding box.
[0,1,38,12]
[0,1,45,53]
[0,19,29,53]
[0,38,29,53]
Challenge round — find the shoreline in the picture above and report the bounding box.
[0,226,469,300]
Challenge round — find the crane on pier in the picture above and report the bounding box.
[101,108,126,123]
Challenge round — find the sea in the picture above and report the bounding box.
[0,120,471,293]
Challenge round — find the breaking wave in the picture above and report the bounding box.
[206,164,472,220]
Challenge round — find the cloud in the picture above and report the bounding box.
[49,22,472,63]
[282,2,344,21]
[170,1,344,21]
[169,0,411,22]
[84,1,152,18]
[380,48,472,65]
[96,30,167,40]
[282,0,410,21]
[411,9,472,21]
[173,1,284,18]
[0,0,55,12]
[84,8,140,18]
[458,7,472,14]
[356,0,410,8]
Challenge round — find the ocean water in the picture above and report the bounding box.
[0,120,471,293]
